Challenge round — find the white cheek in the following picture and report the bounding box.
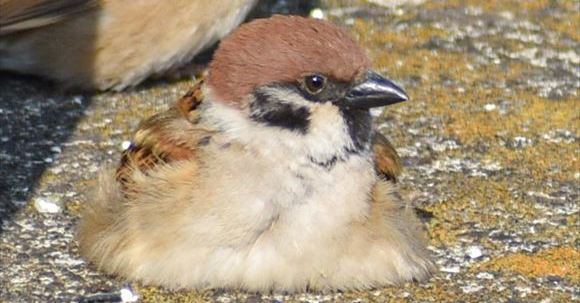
[305,102,353,161]
[203,90,355,164]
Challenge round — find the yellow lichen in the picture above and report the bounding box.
[481,247,580,282]
[353,19,449,52]
[423,0,553,13]
[135,285,210,303]
[440,92,578,144]
[544,6,580,41]
[488,141,579,181]
[423,178,544,247]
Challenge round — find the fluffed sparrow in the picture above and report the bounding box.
[78,15,434,292]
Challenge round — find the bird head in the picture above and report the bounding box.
[205,15,407,164]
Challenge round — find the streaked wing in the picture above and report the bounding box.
[372,132,402,182]
[0,0,98,35]
[115,81,213,189]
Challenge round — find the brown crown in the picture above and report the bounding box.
[206,15,371,107]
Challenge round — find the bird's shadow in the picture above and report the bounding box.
[0,73,93,231]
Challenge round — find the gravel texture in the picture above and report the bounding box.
[0,0,578,302]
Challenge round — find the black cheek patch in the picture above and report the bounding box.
[250,91,310,134]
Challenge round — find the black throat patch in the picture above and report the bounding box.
[250,90,310,133]
[340,108,373,152]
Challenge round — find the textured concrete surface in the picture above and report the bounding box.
[0,0,578,302]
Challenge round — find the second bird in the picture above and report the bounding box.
[0,0,258,90]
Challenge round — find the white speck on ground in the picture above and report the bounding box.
[466,246,483,259]
[484,103,497,111]
[120,287,139,303]
[121,140,132,150]
[476,272,494,280]
[33,197,62,214]
[461,283,485,294]
[310,8,325,19]
[440,266,461,273]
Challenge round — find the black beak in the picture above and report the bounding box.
[337,71,409,109]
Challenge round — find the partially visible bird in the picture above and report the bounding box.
[78,15,434,292]
[0,0,258,90]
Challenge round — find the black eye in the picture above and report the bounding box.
[304,74,326,94]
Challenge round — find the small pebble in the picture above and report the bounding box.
[34,197,62,214]
[476,272,494,279]
[461,283,484,294]
[484,103,497,111]
[440,266,460,273]
[121,141,132,151]
[466,246,483,259]
[309,8,325,19]
[72,96,83,105]
[120,287,139,303]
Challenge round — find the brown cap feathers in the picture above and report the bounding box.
[207,15,371,106]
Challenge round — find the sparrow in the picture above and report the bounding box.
[77,15,434,292]
[0,0,258,90]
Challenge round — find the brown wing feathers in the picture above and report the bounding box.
[115,81,207,187]
[372,132,402,182]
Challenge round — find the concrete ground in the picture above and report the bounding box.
[0,0,578,302]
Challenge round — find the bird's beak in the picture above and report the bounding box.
[337,71,409,109]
